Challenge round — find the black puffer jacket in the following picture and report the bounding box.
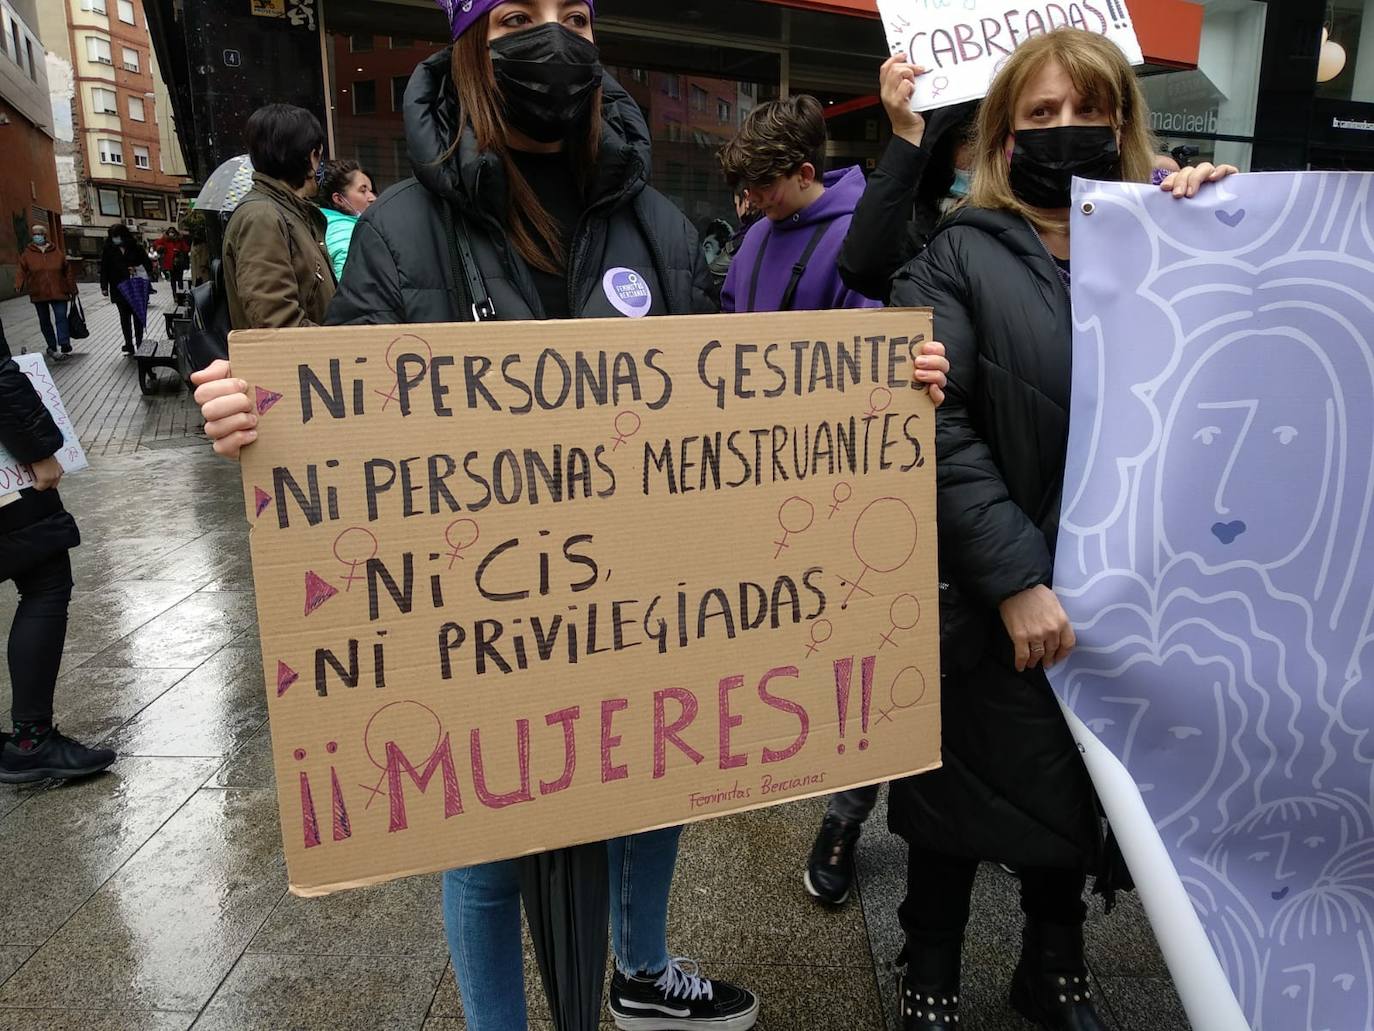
[0,358,80,580]
[328,50,711,325]
[885,207,1099,870]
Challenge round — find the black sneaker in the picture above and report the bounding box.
[0,729,117,783]
[804,813,862,905]
[609,959,759,1030]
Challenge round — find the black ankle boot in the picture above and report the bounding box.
[1009,919,1107,1031]
[898,940,962,1029]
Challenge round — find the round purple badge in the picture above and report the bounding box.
[603,267,652,318]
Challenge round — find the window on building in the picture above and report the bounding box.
[93,87,118,114]
[98,188,121,216]
[664,75,681,99]
[81,0,109,12]
[352,79,376,115]
[390,36,414,49]
[133,145,151,169]
[121,46,139,72]
[350,33,373,52]
[117,0,135,24]
[136,196,162,219]
[392,75,408,112]
[25,37,35,81]
[128,95,145,121]
[690,84,708,112]
[717,99,731,123]
[86,36,113,65]
[98,139,124,165]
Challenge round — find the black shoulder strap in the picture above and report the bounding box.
[779,222,834,312]
[745,230,771,314]
[442,200,496,322]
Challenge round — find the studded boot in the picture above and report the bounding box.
[1009,919,1107,1031]
[898,939,962,1030]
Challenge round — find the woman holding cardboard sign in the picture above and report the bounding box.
[884,28,1236,1031]
[193,2,954,1028]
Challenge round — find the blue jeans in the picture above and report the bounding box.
[442,827,682,1031]
[33,300,69,351]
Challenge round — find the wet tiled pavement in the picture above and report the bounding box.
[0,289,1188,1029]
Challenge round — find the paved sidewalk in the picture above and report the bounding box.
[1,283,203,456]
[0,283,1190,1030]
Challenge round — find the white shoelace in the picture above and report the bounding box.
[654,958,715,1002]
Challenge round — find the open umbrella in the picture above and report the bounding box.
[116,275,152,333]
[519,843,610,1031]
[194,154,256,214]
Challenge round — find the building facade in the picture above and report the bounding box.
[38,0,188,266]
[0,0,61,302]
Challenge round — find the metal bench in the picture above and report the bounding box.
[134,336,183,396]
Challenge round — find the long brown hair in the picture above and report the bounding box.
[968,28,1156,234]
[449,15,602,274]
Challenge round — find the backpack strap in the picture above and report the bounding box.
[442,200,496,322]
[745,230,771,314]
[779,222,834,312]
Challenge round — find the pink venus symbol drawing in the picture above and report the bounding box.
[773,496,815,559]
[839,497,919,609]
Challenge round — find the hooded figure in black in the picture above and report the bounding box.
[192,4,760,1031]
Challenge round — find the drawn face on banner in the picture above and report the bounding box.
[1159,333,1336,571]
[1064,650,1235,830]
[1266,846,1374,1031]
[1207,794,1369,928]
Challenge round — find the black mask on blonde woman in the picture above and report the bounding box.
[1008,125,1121,209]
[490,24,603,144]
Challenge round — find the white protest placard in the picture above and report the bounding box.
[876,0,1144,110]
[0,354,89,497]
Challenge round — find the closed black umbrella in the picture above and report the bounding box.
[519,842,610,1031]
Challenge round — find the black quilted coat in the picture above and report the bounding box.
[327,50,712,325]
[887,206,1100,870]
[0,358,79,580]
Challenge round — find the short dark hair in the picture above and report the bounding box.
[718,95,828,189]
[318,159,371,212]
[246,104,326,188]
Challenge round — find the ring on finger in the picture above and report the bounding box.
[1029,643,1046,654]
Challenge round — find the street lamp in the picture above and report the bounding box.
[1318,27,1347,83]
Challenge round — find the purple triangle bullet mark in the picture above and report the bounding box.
[254,487,272,518]
[276,660,300,697]
[256,386,283,415]
[304,571,338,616]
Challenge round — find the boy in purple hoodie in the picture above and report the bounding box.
[718,96,881,313]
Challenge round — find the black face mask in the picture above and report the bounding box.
[490,24,602,145]
[1008,126,1121,209]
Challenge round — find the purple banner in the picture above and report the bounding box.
[1053,172,1374,1030]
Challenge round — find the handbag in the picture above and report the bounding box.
[67,292,90,340]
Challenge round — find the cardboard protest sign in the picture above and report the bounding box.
[1051,172,1374,1030]
[233,310,941,896]
[0,353,89,497]
[876,0,1144,110]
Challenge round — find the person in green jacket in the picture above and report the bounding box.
[318,159,378,281]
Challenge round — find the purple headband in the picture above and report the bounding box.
[436,0,594,41]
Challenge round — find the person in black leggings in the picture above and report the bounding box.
[0,355,115,782]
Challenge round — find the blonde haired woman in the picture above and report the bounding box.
[885,29,1235,1031]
